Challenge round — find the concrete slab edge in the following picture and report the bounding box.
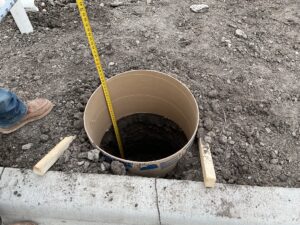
[0,168,299,225]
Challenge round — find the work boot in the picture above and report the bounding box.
[0,98,54,134]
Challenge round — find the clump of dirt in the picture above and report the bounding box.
[101,113,188,161]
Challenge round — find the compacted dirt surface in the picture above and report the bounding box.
[0,0,299,187]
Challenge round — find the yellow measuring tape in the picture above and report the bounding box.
[76,0,125,158]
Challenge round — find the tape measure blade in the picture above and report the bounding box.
[76,0,125,158]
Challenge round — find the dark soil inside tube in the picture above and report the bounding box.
[100,113,188,161]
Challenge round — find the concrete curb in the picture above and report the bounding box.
[0,167,299,225]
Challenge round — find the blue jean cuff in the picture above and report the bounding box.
[0,89,28,128]
[0,101,27,128]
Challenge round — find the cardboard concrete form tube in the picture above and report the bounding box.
[33,136,76,176]
[84,70,199,177]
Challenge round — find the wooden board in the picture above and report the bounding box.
[198,138,216,188]
[33,136,76,176]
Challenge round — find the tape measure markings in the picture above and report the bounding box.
[76,0,125,158]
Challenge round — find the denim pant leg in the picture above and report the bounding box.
[0,88,27,128]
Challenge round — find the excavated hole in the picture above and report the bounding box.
[100,113,188,161]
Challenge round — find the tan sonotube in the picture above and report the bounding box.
[84,70,199,177]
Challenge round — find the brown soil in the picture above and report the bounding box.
[0,0,299,187]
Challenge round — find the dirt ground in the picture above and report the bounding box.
[0,0,299,187]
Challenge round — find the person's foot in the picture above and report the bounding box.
[0,98,54,134]
[9,222,37,225]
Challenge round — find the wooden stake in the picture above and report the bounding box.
[33,136,76,176]
[198,138,216,188]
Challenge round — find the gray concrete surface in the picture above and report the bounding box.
[0,167,299,225]
[157,178,300,225]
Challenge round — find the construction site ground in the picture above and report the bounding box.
[0,0,299,187]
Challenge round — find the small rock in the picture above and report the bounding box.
[87,149,100,161]
[215,148,224,154]
[228,178,235,184]
[100,161,111,171]
[265,127,271,133]
[222,168,231,180]
[84,161,90,169]
[65,102,73,109]
[40,134,49,142]
[41,124,50,134]
[33,75,41,81]
[270,151,277,159]
[270,158,278,164]
[74,112,83,119]
[228,140,235,145]
[77,161,85,166]
[278,174,288,182]
[241,165,249,173]
[63,150,71,163]
[178,38,192,48]
[100,163,106,171]
[111,161,126,175]
[108,62,115,66]
[225,150,231,159]
[234,105,243,112]
[103,161,111,170]
[196,127,205,139]
[203,118,214,131]
[40,2,46,7]
[42,8,47,13]
[207,90,218,98]
[190,4,209,13]
[68,3,77,8]
[110,1,123,7]
[73,119,84,129]
[260,161,269,170]
[146,0,152,4]
[204,135,212,143]
[22,143,33,150]
[78,152,88,159]
[219,135,228,144]
[221,37,232,48]
[211,101,220,112]
[183,151,193,161]
[235,29,247,39]
[228,23,237,28]
[207,131,216,137]
[76,102,84,111]
[100,3,105,7]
